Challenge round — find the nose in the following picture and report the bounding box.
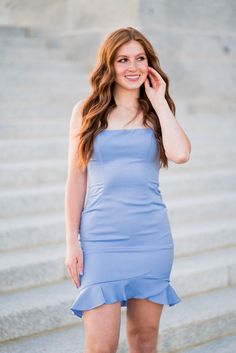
[128,60,138,71]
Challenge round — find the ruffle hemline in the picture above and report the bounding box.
[70,276,181,318]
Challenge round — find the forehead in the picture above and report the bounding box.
[115,40,145,57]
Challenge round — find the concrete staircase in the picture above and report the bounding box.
[0,25,236,353]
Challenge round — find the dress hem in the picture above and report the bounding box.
[70,276,181,319]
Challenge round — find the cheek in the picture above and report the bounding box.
[114,64,125,77]
[139,62,148,73]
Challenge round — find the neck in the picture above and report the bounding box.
[116,103,139,110]
[113,83,140,109]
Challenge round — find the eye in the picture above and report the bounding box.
[118,58,127,63]
[118,56,146,63]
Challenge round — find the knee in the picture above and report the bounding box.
[129,326,158,352]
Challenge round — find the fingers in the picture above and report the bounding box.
[148,67,165,85]
[147,68,158,88]
[148,72,156,88]
[66,259,82,288]
[148,66,161,78]
[65,245,84,288]
[71,260,81,287]
[144,77,151,88]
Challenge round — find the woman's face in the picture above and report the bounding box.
[113,40,149,90]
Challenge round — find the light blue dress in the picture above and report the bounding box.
[70,127,181,318]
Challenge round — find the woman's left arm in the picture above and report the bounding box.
[153,98,192,163]
[145,66,192,164]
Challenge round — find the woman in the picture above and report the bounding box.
[65,26,191,353]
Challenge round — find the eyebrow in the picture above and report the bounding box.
[116,52,146,58]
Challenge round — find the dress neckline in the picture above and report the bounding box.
[104,127,153,132]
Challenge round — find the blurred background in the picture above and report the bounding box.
[0,1,235,352]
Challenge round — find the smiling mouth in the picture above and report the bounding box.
[125,75,141,81]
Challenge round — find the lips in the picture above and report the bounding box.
[125,75,140,78]
[125,75,141,81]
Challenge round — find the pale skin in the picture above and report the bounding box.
[65,40,191,353]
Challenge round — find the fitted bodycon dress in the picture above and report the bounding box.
[70,126,181,318]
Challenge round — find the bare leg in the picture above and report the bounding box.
[126,298,164,353]
[83,301,122,353]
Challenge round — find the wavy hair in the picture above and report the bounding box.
[75,26,176,171]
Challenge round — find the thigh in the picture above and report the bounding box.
[83,301,122,349]
[126,298,164,336]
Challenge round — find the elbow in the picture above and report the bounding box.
[175,153,191,164]
[170,140,192,164]
[168,152,190,164]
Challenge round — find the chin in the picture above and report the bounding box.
[121,80,144,89]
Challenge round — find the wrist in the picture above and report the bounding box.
[153,98,168,111]
[66,234,80,245]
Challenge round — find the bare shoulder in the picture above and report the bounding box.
[67,99,87,175]
[72,98,86,115]
[69,99,87,133]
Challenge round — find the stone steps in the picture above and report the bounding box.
[0,184,64,218]
[0,211,64,251]
[1,65,87,79]
[173,217,236,257]
[0,282,235,352]
[167,191,236,227]
[1,45,64,63]
[173,247,236,297]
[0,25,28,37]
[0,243,66,294]
[158,285,236,353]
[0,279,77,343]
[179,334,236,353]
[0,26,88,119]
[161,167,236,198]
[0,160,66,189]
[0,25,65,62]
[0,121,68,139]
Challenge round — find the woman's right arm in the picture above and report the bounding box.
[64,100,87,288]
